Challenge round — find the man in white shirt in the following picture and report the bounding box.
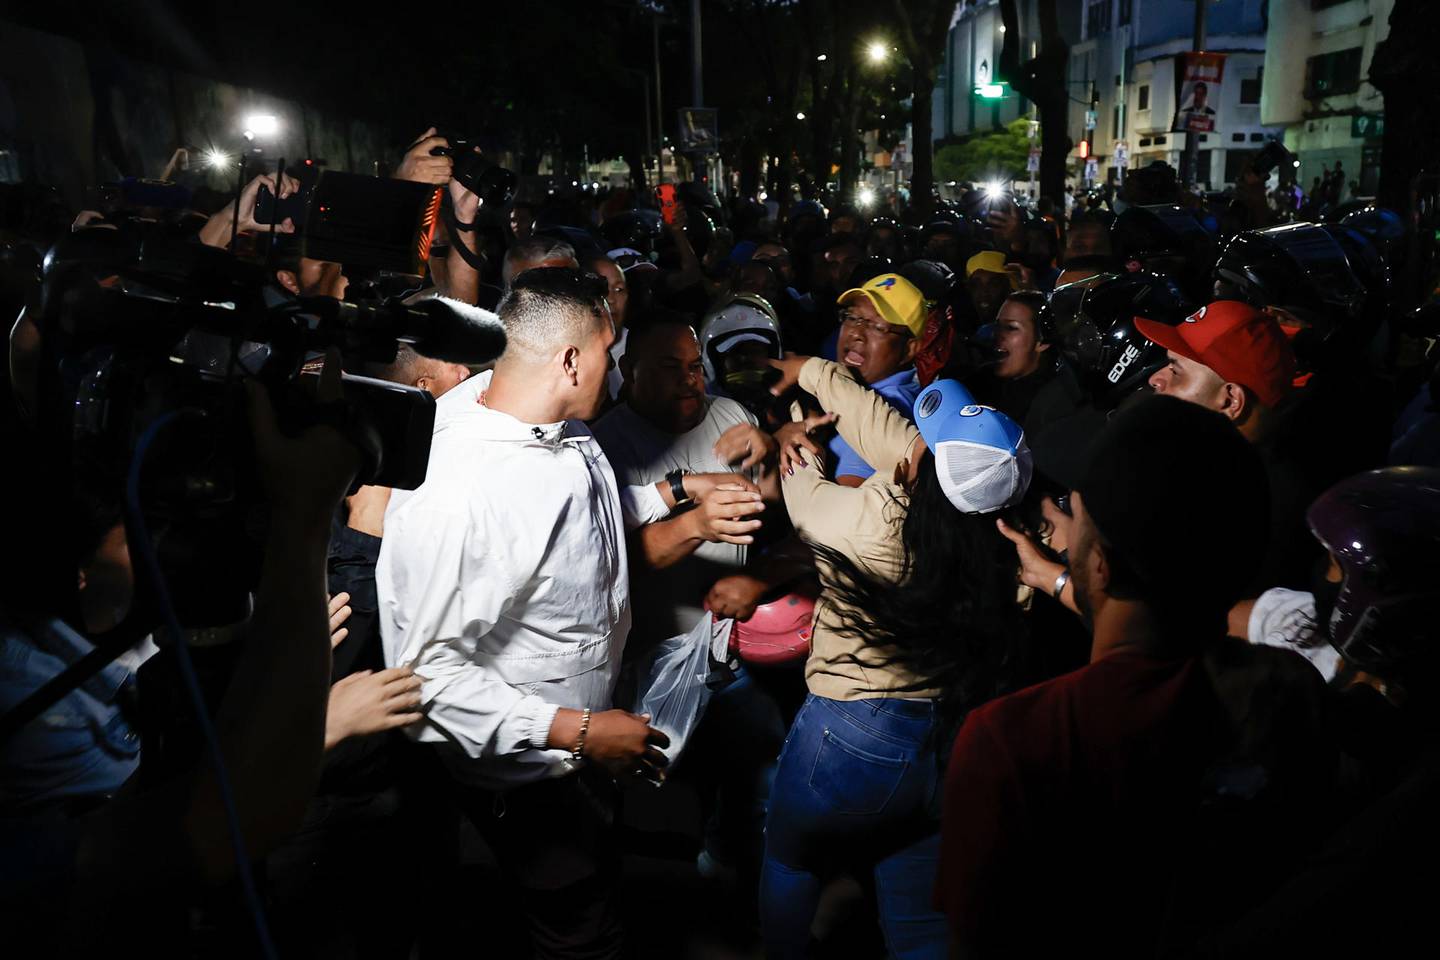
[377,267,666,958]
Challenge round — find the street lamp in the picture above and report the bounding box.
[796,111,806,120]
[816,53,828,62]
[867,41,888,65]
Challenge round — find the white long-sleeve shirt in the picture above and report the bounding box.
[377,371,633,789]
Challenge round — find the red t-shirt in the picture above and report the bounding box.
[936,646,1335,957]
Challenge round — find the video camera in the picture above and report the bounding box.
[36,173,506,629]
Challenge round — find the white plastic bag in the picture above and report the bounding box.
[632,612,733,764]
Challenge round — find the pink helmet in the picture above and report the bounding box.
[729,593,814,666]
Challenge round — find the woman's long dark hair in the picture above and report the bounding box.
[810,448,1031,724]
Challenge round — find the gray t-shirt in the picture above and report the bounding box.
[592,397,756,648]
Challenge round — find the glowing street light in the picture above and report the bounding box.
[242,113,279,140]
[796,111,806,120]
[816,53,828,62]
[867,41,888,64]
[858,186,876,207]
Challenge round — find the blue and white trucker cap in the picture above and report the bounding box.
[912,379,1032,514]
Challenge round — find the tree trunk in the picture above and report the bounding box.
[1000,0,1070,201]
[910,76,938,220]
[1370,0,1440,302]
[838,65,861,205]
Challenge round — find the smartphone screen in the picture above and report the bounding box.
[656,184,678,225]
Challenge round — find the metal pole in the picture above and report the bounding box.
[1117,24,1127,186]
[690,0,703,106]
[1182,0,1208,187]
[690,0,704,183]
[643,73,654,178]
[653,14,665,175]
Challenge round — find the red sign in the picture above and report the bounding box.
[1172,51,1227,134]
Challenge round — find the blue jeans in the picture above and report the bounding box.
[760,694,948,959]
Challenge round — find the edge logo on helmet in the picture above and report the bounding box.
[917,391,943,418]
[1185,305,1207,323]
[960,404,986,417]
[1107,343,1142,383]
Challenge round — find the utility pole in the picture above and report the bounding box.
[1117,24,1127,186]
[1182,0,1208,187]
[690,0,703,107]
[654,14,665,178]
[690,0,704,183]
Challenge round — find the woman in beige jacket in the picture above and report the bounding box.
[759,356,1032,959]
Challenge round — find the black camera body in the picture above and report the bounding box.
[40,201,504,627]
[429,133,518,207]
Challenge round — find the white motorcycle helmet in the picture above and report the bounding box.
[697,293,783,392]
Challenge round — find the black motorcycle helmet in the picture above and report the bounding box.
[1111,204,1218,301]
[599,210,663,256]
[1325,202,1405,260]
[1212,222,1381,369]
[1048,270,1196,409]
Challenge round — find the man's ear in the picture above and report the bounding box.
[562,345,581,385]
[1218,381,1248,423]
[1087,538,1112,596]
[904,334,922,363]
[275,270,300,295]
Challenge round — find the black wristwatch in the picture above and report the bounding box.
[665,469,690,508]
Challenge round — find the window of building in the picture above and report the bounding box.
[1305,47,1363,98]
[1232,132,1246,142]
[1155,135,1168,145]
[1241,68,1263,104]
[1139,137,1152,147]
[1250,132,1266,142]
[1138,84,1150,111]
[1118,0,1133,25]
[1086,0,1113,38]
[1199,134,1209,142]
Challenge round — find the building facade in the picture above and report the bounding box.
[1071,0,1284,190]
[1260,0,1393,198]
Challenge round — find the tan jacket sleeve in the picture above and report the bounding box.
[798,358,922,476]
[782,467,904,577]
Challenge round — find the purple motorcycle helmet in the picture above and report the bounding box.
[1306,467,1440,674]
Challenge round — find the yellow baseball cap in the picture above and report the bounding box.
[836,273,927,337]
[966,250,1011,278]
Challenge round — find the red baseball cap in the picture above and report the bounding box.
[1134,300,1296,408]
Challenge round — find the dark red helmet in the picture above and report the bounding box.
[1306,467,1440,674]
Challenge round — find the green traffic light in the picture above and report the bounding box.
[973,82,1007,99]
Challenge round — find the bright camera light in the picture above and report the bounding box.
[984,180,1005,198]
[243,113,279,138]
[204,148,231,170]
[867,42,888,64]
[858,187,876,207]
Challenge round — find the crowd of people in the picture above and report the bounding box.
[2,125,1439,960]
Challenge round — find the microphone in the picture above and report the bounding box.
[399,297,507,365]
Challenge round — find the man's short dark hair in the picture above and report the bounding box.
[497,267,609,362]
[1078,395,1269,640]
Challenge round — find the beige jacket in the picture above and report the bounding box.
[783,359,941,701]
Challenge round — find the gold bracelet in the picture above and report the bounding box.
[571,708,592,761]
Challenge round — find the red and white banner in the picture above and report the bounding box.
[1172,51,1227,134]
